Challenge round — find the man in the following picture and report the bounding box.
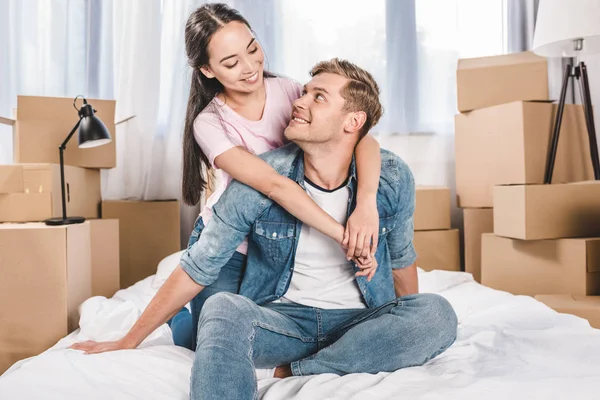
[180,58,458,400]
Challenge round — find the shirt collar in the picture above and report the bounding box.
[291,150,358,187]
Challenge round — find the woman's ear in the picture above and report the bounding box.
[344,111,367,134]
[200,66,215,79]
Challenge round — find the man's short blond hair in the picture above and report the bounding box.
[310,58,383,138]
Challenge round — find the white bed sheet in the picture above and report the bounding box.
[2,268,600,399]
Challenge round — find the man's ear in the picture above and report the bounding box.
[200,66,215,79]
[344,111,367,134]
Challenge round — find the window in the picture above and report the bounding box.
[275,0,506,135]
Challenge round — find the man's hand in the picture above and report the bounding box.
[343,201,379,261]
[70,339,136,355]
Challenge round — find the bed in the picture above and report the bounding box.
[2,252,600,399]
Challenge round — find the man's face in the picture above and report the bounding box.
[284,73,350,145]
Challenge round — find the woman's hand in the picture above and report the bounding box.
[69,339,136,355]
[353,255,378,282]
[343,201,379,261]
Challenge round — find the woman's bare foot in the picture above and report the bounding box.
[274,364,293,378]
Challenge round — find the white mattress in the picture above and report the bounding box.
[2,267,600,399]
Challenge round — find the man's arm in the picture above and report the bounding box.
[393,263,418,297]
[385,156,418,296]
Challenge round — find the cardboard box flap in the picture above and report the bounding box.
[3,97,132,125]
[458,51,546,70]
[116,115,136,126]
[0,116,15,126]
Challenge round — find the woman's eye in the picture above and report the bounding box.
[249,46,258,54]
[225,62,238,69]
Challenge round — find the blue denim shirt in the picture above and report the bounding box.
[180,143,417,309]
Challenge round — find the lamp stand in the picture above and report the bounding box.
[44,117,86,226]
[544,61,600,184]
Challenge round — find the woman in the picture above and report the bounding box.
[71,3,381,354]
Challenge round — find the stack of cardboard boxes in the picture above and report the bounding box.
[0,96,181,374]
[413,186,460,272]
[455,51,600,327]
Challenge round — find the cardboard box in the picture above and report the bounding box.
[414,186,451,231]
[455,101,595,207]
[494,181,600,240]
[0,222,92,374]
[101,200,181,289]
[481,234,600,296]
[456,51,548,112]
[0,165,23,193]
[0,164,101,222]
[0,96,122,168]
[414,229,461,272]
[89,219,120,298]
[535,294,600,329]
[463,208,494,282]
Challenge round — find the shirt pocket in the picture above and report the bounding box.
[378,214,398,243]
[254,221,295,262]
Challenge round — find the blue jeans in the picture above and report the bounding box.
[190,292,458,400]
[169,217,246,351]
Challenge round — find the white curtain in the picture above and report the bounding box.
[0,0,103,164]
[239,0,507,231]
[0,0,208,246]
[1,0,509,243]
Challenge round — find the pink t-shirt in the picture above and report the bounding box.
[193,76,303,254]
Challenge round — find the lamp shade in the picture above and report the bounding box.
[533,0,600,57]
[78,101,112,149]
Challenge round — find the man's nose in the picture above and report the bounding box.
[293,95,308,109]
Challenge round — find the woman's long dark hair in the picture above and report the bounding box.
[182,3,265,206]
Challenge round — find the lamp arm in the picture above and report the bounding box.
[60,117,83,149]
[59,117,82,220]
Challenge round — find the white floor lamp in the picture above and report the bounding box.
[533,0,600,183]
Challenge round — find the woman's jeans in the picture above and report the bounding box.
[168,217,246,351]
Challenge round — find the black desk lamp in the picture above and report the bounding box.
[44,95,112,226]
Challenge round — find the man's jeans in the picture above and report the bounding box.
[190,292,458,400]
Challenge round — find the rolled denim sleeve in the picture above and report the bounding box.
[386,162,417,269]
[180,181,267,286]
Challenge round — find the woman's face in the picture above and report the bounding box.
[201,21,265,94]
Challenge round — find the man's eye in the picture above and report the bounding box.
[315,94,325,101]
[301,90,307,96]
